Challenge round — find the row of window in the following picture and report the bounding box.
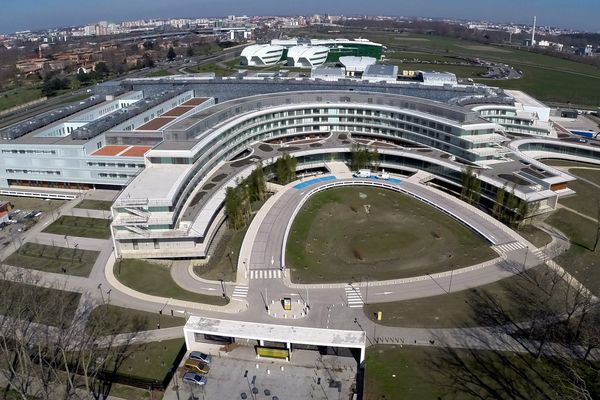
[86,162,145,168]
[98,173,136,179]
[2,149,57,155]
[5,169,61,175]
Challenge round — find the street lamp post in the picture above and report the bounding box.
[97,283,105,304]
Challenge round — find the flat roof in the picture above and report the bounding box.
[364,64,397,77]
[91,145,128,156]
[136,117,176,131]
[184,316,366,349]
[120,146,152,157]
[162,106,194,117]
[182,97,210,107]
[118,163,192,202]
[505,89,548,109]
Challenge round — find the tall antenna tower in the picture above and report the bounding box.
[531,16,537,46]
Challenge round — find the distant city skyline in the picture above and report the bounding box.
[1,0,599,34]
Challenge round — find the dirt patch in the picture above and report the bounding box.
[211,174,227,182]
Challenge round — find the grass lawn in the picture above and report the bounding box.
[0,196,65,214]
[0,87,43,112]
[364,345,574,400]
[194,227,245,282]
[43,215,111,239]
[341,30,600,105]
[559,179,600,218]
[192,63,232,76]
[108,384,151,400]
[363,266,552,329]
[517,224,553,248]
[76,199,113,211]
[286,187,496,283]
[541,159,600,168]
[116,338,184,382]
[3,242,99,277]
[114,259,228,305]
[85,304,185,336]
[0,280,80,327]
[365,345,447,399]
[546,209,600,295]
[570,168,600,186]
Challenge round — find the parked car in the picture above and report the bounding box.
[188,351,212,364]
[184,359,210,374]
[182,372,207,386]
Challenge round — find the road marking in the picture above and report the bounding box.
[345,285,364,308]
[375,291,393,295]
[532,248,550,261]
[248,269,282,280]
[494,241,526,253]
[231,285,249,299]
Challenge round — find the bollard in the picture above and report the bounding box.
[267,369,270,375]
[281,366,284,371]
[256,364,259,369]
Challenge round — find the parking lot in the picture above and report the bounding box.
[164,344,359,400]
[0,197,64,250]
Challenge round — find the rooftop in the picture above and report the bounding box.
[505,90,549,109]
[184,316,366,349]
[118,163,192,202]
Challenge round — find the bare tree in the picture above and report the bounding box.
[0,267,144,399]
[428,264,600,399]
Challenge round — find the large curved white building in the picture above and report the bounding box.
[104,86,600,259]
[286,46,330,67]
[240,44,285,66]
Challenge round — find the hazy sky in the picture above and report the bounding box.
[1,0,599,33]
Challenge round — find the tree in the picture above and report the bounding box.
[41,76,70,97]
[350,144,379,171]
[167,47,177,61]
[492,185,507,221]
[186,47,194,57]
[247,163,266,202]
[460,166,481,205]
[0,267,143,399]
[429,264,600,400]
[275,154,297,185]
[142,40,154,50]
[94,62,109,78]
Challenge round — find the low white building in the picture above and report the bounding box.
[339,56,377,76]
[240,44,284,66]
[286,45,329,67]
[419,71,458,86]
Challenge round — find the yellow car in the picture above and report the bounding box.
[184,359,210,374]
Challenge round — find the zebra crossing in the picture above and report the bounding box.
[231,285,249,299]
[249,269,282,280]
[345,285,364,308]
[494,241,527,253]
[532,248,550,261]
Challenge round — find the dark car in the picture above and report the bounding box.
[182,372,207,386]
[189,351,212,364]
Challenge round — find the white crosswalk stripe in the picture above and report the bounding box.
[249,269,282,280]
[231,285,249,299]
[494,241,527,253]
[533,248,550,261]
[345,285,364,308]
